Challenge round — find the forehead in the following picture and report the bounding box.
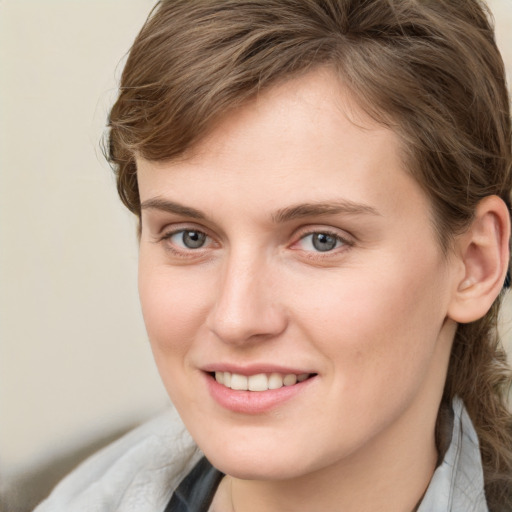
[187,69,397,163]
[137,68,431,226]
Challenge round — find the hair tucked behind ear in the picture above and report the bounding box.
[106,1,512,508]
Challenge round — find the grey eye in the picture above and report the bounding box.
[311,233,339,252]
[171,230,207,249]
[297,232,343,252]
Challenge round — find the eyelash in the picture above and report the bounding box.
[156,227,353,259]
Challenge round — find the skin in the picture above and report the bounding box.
[136,69,465,511]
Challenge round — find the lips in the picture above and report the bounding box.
[203,366,317,414]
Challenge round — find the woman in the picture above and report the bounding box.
[36,0,512,511]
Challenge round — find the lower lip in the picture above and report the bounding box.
[205,373,316,414]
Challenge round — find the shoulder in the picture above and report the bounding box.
[34,406,201,512]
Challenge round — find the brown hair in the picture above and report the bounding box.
[106,0,512,508]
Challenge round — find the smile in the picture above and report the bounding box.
[206,370,317,414]
[214,371,312,391]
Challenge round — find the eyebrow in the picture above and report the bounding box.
[272,201,381,223]
[140,198,205,219]
[140,197,380,223]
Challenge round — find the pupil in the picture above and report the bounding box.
[312,233,337,252]
[183,231,206,249]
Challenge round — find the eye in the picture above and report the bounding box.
[298,232,345,252]
[169,229,209,249]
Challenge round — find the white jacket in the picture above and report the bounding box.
[34,398,488,511]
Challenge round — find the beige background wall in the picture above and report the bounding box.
[1,0,512,506]
[0,0,167,482]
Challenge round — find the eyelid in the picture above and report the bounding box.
[160,226,208,240]
[155,220,212,239]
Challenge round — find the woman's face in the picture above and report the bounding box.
[137,69,459,480]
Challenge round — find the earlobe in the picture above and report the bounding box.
[448,195,510,324]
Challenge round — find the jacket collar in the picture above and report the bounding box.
[418,397,488,512]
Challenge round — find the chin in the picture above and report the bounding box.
[193,423,341,481]
[205,447,311,480]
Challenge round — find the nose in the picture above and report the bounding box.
[206,253,288,345]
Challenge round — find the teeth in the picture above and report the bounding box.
[283,374,297,386]
[268,372,283,389]
[248,373,268,391]
[230,373,248,391]
[214,371,311,391]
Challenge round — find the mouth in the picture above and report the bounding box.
[204,369,318,413]
[209,371,316,391]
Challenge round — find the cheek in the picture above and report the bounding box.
[137,261,215,411]
[138,262,209,356]
[291,252,449,394]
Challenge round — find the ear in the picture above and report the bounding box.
[448,195,510,324]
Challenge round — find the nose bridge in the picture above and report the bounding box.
[207,247,286,344]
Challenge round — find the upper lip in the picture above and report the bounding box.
[201,363,315,376]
